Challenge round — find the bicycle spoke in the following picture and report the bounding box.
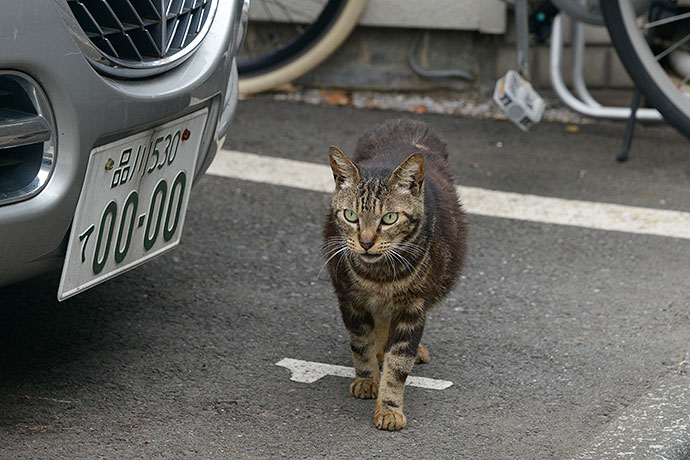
[644,11,690,29]
[263,0,316,22]
[678,72,690,89]
[254,1,299,55]
[654,32,690,61]
[258,0,277,23]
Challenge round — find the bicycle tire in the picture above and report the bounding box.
[238,0,367,95]
[601,0,690,139]
[549,0,649,26]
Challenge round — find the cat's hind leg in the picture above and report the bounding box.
[416,345,430,364]
[340,302,380,399]
[380,323,427,365]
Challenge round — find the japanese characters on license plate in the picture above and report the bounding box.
[58,109,209,300]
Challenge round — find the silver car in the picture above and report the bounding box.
[0,0,248,299]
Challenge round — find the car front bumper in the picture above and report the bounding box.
[0,0,245,287]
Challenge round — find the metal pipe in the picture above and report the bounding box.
[550,14,663,121]
[407,33,474,81]
[572,13,601,107]
[515,0,530,78]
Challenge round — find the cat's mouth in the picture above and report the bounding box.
[359,252,383,263]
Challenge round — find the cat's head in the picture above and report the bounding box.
[327,146,425,265]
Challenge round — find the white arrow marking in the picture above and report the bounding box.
[276,358,453,390]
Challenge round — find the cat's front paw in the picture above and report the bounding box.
[350,379,378,399]
[374,403,407,431]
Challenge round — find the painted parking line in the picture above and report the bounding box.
[208,150,690,240]
[276,358,453,390]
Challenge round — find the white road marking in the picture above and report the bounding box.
[276,358,453,390]
[208,150,690,240]
[573,375,690,460]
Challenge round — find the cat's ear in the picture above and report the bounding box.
[388,153,425,195]
[329,146,360,189]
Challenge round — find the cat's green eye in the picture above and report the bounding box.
[343,209,359,223]
[382,212,399,225]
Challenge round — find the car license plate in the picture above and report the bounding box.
[58,109,209,301]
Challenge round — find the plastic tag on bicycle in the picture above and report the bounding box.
[494,70,545,131]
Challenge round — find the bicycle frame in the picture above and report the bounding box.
[507,0,662,121]
[549,13,663,121]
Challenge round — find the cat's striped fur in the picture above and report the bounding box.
[323,119,466,430]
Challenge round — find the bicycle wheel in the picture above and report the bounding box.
[601,0,690,139]
[238,0,367,95]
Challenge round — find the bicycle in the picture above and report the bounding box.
[602,0,690,140]
[494,0,690,162]
[238,0,690,145]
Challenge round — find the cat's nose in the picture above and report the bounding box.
[359,238,374,250]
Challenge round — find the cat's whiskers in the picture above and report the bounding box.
[335,248,351,276]
[317,245,348,280]
[394,241,425,257]
[388,249,421,281]
[322,243,346,258]
[321,237,347,252]
[383,251,397,281]
[390,249,414,273]
[322,237,347,257]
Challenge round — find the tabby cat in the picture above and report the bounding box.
[323,119,466,430]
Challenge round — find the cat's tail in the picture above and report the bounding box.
[355,119,449,161]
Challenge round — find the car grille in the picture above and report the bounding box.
[0,73,55,206]
[66,0,217,76]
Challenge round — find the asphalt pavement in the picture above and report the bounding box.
[1,98,690,459]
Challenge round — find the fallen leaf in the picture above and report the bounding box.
[412,104,427,114]
[468,162,480,169]
[565,124,580,134]
[325,91,351,106]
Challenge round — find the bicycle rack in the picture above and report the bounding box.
[549,13,663,122]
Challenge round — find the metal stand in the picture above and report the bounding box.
[617,4,661,162]
[617,88,641,162]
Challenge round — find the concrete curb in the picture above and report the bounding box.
[267,87,592,125]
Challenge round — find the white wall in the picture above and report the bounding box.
[249,0,507,34]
